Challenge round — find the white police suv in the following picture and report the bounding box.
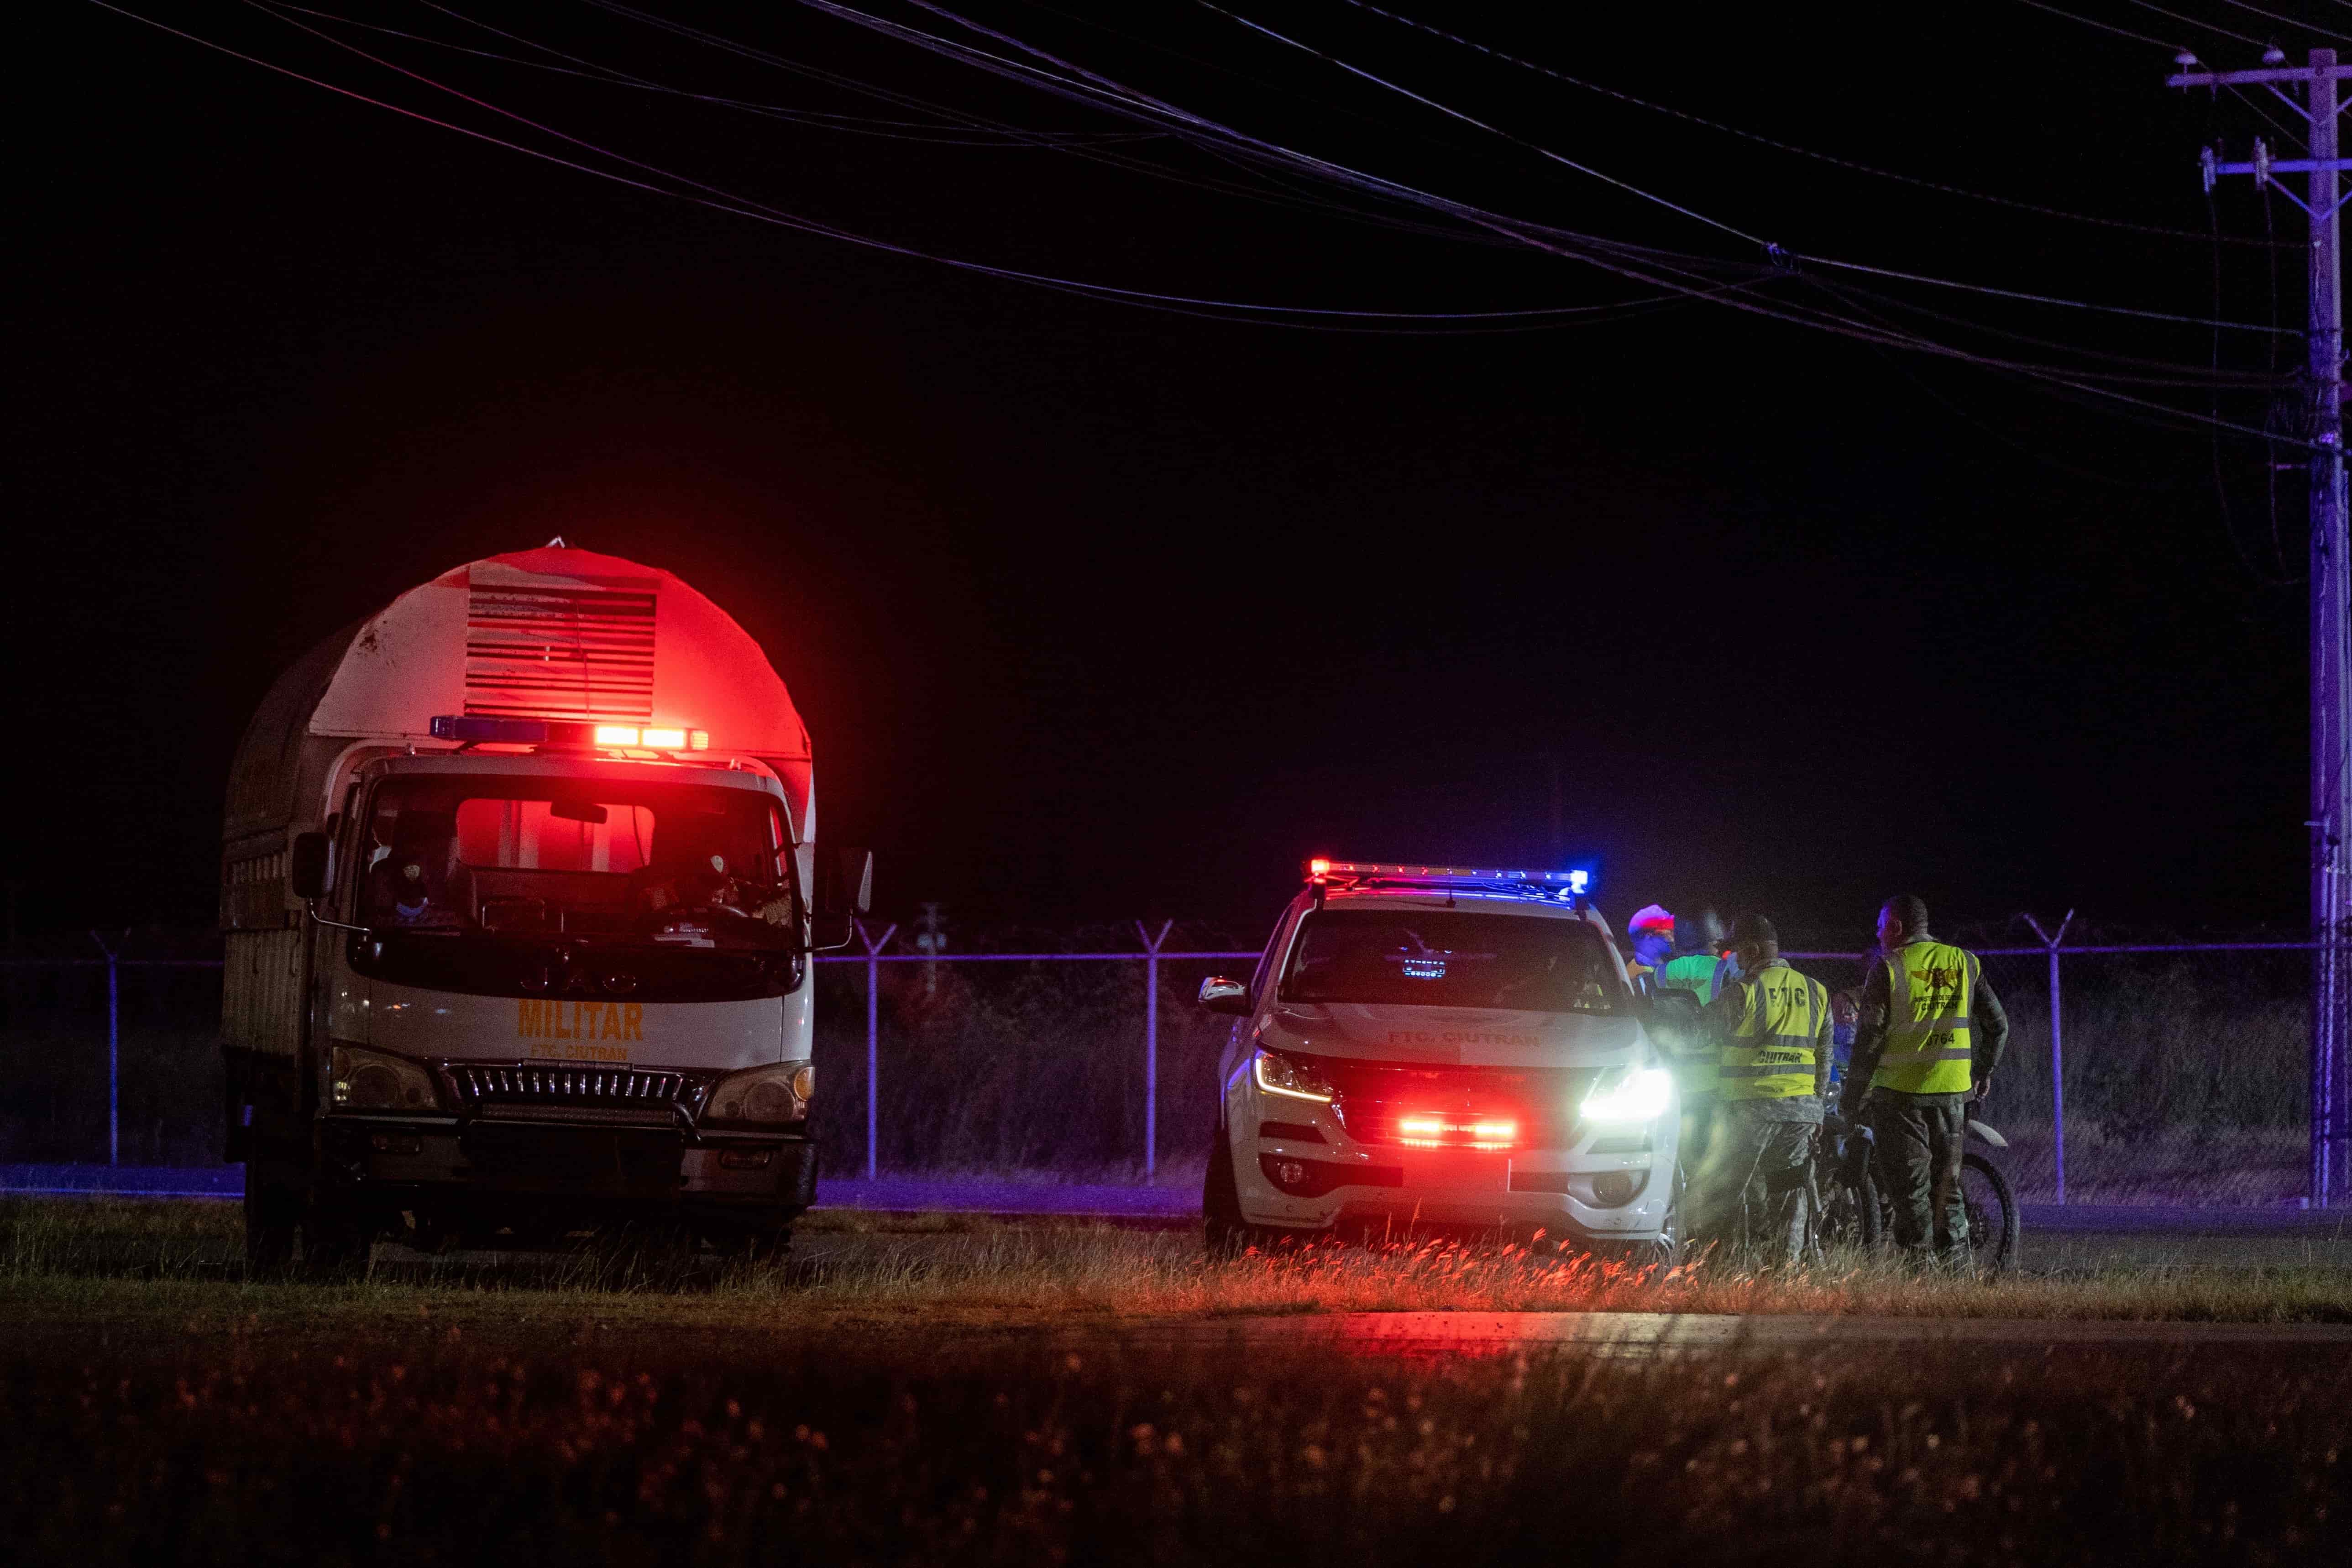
[1197,861,1681,1256]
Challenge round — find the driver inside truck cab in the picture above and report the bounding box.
[633,813,735,916]
[632,810,793,927]
[367,808,466,927]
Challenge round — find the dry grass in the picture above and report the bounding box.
[1991,1122,2309,1206]
[3,1200,2347,1342]
[2,1280,2344,1565]
[4,1200,2348,1563]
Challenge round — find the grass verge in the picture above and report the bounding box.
[3,1201,2348,1563]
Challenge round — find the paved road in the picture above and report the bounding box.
[10,1164,2352,1269]
[1021,1310,2352,1355]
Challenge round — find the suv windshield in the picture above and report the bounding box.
[1278,907,1624,1014]
[357,774,794,948]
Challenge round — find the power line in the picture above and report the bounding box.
[101,0,1709,333]
[1338,0,2286,247]
[2012,0,2184,50]
[1202,2,2297,334]
[2208,0,2352,45]
[93,0,2313,441]
[796,1,2315,430]
[274,1,1162,145]
[2120,0,2272,49]
[1200,3,1770,246]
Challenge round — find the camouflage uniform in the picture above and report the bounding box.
[1843,935,2012,1268]
[1867,1098,1971,1267]
[1690,955,1830,1266]
[1689,1106,1814,1262]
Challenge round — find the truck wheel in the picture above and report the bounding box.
[243,1159,297,1276]
[300,1196,372,1279]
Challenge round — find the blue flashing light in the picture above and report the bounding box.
[1566,869,1591,895]
[428,714,601,745]
[431,714,545,743]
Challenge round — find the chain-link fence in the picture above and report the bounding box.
[3,928,2342,1204]
[1785,941,2321,1208]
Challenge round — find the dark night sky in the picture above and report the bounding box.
[10,1,2331,947]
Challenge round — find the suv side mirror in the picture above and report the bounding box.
[1198,975,1251,1016]
[818,848,874,917]
[290,832,331,902]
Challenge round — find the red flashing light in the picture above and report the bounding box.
[1396,1114,1518,1150]
[1308,857,1333,879]
[589,723,711,751]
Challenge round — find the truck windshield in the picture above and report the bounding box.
[1278,908,1624,1014]
[357,775,794,947]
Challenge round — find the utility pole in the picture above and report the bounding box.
[2178,47,2352,1205]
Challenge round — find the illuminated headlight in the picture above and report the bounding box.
[1252,1046,1336,1103]
[330,1044,441,1112]
[1581,1065,1675,1124]
[706,1060,814,1126]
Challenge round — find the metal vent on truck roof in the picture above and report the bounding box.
[464,578,656,723]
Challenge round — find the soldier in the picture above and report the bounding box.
[1692,914,1830,1264]
[1839,894,2012,1269]
[1623,905,1676,995]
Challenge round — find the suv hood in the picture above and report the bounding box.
[1262,1001,1645,1067]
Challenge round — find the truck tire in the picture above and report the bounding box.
[300,1193,372,1278]
[243,1159,297,1275]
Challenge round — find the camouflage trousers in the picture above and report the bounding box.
[1868,1097,1970,1267]
[1689,1106,1814,1265]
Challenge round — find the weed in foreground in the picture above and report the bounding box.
[0,1306,2341,1566]
[4,1200,2349,1332]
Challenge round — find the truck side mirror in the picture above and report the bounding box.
[819,848,874,917]
[290,832,331,902]
[1198,975,1251,1016]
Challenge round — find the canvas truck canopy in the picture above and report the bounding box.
[224,545,813,866]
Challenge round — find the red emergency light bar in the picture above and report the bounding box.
[1305,860,1590,895]
[430,715,710,750]
[1396,1114,1519,1150]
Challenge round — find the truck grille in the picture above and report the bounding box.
[445,1063,710,1124]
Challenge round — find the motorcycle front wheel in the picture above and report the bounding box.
[1960,1151,2019,1275]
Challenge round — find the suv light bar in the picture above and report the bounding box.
[1307,859,1589,892]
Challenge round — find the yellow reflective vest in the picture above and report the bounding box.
[1871,941,1979,1096]
[1719,960,1827,1102]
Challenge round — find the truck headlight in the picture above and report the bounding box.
[706,1060,814,1127]
[330,1044,441,1112]
[1581,1065,1674,1124]
[1252,1046,1336,1103]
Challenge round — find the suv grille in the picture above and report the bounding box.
[1322,1059,1600,1149]
[445,1063,710,1124]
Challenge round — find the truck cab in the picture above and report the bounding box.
[221,545,863,1267]
[1197,861,1681,1257]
